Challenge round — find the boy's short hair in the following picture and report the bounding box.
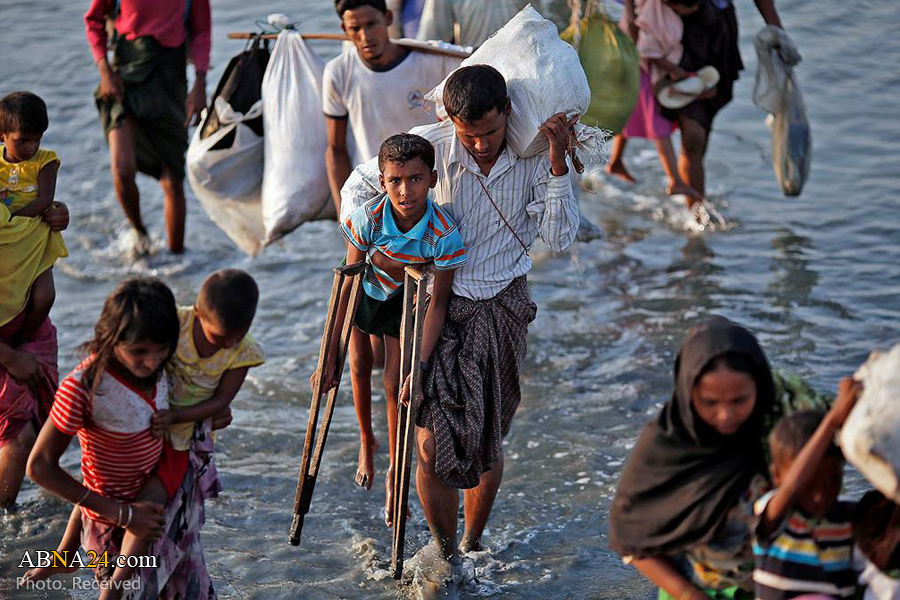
[0,91,49,135]
[335,0,386,17]
[197,269,259,333]
[769,410,842,466]
[378,133,435,172]
[442,65,508,123]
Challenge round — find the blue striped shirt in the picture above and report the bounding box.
[340,194,467,301]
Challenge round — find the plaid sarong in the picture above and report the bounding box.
[417,276,537,489]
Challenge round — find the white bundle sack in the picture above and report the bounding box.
[425,5,607,163]
[840,343,900,503]
[261,30,335,244]
[187,98,266,256]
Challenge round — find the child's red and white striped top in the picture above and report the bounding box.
[50,359,169,524]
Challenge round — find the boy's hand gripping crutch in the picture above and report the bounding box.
[289,261,366,546]
[390,265,429,579]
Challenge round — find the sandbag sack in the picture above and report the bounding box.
[753,26,811,197]
[561,13,640,134]
[187,98,266,256]
[261,30,334,244]
[840,344,900,503]
[425,5,607,163]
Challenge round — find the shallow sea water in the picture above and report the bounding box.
[1,0,898,598]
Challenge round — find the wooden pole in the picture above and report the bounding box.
[390,265,429,579]
[227,32,471,59]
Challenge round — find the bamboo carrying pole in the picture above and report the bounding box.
[289,260,367,546]
[390,265,429,579]
[227,32,471,59]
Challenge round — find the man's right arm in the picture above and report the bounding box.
[325,116,353,216]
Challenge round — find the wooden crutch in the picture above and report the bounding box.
[390,265,429,579]
[289,260,366,546]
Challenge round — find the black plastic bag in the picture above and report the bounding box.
[200,36,269,148]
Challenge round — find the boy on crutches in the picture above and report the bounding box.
[317,133,466,527]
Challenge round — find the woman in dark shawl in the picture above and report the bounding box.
[609,317,775,600]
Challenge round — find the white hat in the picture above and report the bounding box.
[657,66,721,110]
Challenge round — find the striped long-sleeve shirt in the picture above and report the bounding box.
[752,490,857,599]
[341,120,579,301]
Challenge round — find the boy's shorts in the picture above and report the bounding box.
[354,289,403,339]
[155,440,189,500]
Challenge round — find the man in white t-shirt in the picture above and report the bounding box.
[323,0,461,216]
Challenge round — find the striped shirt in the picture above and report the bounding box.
[341,195,467,300]
[341,120,579,301]
[752,490,857,599]
[50,360,169,523]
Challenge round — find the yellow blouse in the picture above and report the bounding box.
[167,306,265,450]
[0,147,67,327]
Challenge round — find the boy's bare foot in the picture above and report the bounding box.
[355,436,379,490]
[22,563,79,582]
[606,161,637,184]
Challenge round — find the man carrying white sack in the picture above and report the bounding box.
[341,65,579,561]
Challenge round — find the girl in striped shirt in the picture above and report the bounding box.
[25,278,183,600]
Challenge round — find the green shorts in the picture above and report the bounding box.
[354,289,403,339]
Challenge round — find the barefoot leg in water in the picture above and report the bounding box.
[460,452,504,554]
[677,116,709,198]
[349,327,376,489]
[22,505,82,581]
[383,335,401,525]
[655,137,703,209]
[605,134,637,184]
[415,427,459,561]
[0,421,36,508]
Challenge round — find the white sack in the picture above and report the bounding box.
[425,5,606,163]
[187,99,266,256]
[840,344,900,503]
[753,26,811,197]
[261,30,335,244]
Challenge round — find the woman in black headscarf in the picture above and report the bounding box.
[609,317,775,600]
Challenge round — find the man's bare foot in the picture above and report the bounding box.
[606,161,637,184]
[459,533,482,554]
[22,563,79,582]
[355,436,379,490]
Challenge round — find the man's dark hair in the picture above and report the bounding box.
[335,0,387,17]
[378,133,436,172]
[769,410,843,466]
[0,91,49,135]
[442,65,508,123]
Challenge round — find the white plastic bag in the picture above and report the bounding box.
[840,344,900,503]
[753,26,811,197]
[425,5,607,163]
[261,30,334,244]
[187,98,266,256]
